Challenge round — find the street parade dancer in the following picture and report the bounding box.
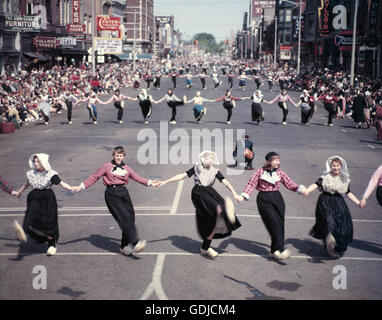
[104,89,137,124]
[184,91,215,123]
[158,151,241,259]
[77,92,108,125]
[156,89,186,124]
[266,89,298,125]
[301,156,360,258]
[137,88,156,124]
[12,154,74,256]
[215,89,249,124]
[360,164,382,208]
[72,146,160,256]
[236,152,306,260]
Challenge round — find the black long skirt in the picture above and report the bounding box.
[191,185,241,239]
[300,103,312,124]
[23,189,59,243]
[377,186,382,207]
[139,100,152,120]
[251,102,263,122]
[310,192,353,254]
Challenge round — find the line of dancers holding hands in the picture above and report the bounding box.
[62,87,320,126]
[3,147,381,260]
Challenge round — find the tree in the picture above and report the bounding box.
[192,33,224,54]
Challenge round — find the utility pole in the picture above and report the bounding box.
[297,0,302,75]
[92,0,96,75]
[350,0,359,86]
[133,10,136,72]
[274,15,277,69]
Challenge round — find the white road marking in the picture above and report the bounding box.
[0,211,381,223]
[0,206,171,212]
[45,129,53,133]
[140,253,169,300]
[0,252,382,262]
[170,180,184,215]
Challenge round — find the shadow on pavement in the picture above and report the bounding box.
[149,235,201,254]
[59,234,121,253]
[349,239,382,256]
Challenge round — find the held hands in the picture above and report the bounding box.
[72,185,82,193]
[11,191,21,198]
[300,188,310,196]
[234,195,244,202]
[359,198,366,208]
[150,180,162,187]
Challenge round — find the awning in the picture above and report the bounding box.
[23,52,51,62]
[112,53,131,60]
[59,48,88,55]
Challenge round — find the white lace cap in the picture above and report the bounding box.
[323,155,350,178]
[29,153,52,171]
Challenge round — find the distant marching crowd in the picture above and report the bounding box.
[0,55,381,141]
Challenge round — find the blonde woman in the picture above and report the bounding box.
[158,151,241,259]
[301,156,360,258]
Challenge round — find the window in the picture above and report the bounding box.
[279,9,285,23]
[284,29,291,43]
[27,1,33,15]
[5,0,11,13]
[285,9,292,23]
[46,0,52,24]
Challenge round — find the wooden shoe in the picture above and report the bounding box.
[132,240,147,254]
[224,196,236,224]
[326,234,337,257]
[13,220,27,242]
[47,246,57,256]
[200,247,218,259]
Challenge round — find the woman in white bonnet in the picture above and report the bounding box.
[158,151,241,259]
[301,156,361,258]
[12,154,74,256]
[244,90,270,125]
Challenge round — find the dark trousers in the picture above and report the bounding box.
[105,186,138,248]
[324,103,336,124]
[278,102,288,122]
[172,77,177,89]
[257,191,286,253]
[168,101,184,121]
[66,103,72,122]
[201,78,206,89]
[226,106,233,122]
[279,80,284,90]
[228,79,233,89]
[117,107,123,121]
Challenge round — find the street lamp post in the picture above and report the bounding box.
[350,0,359,87]
[274,15,277,69]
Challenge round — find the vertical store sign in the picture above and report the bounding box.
[318,0,331,37]
[73,0,81,24]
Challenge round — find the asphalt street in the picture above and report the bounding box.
[0,76,381,301]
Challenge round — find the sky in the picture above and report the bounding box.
[154,0,251,42]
